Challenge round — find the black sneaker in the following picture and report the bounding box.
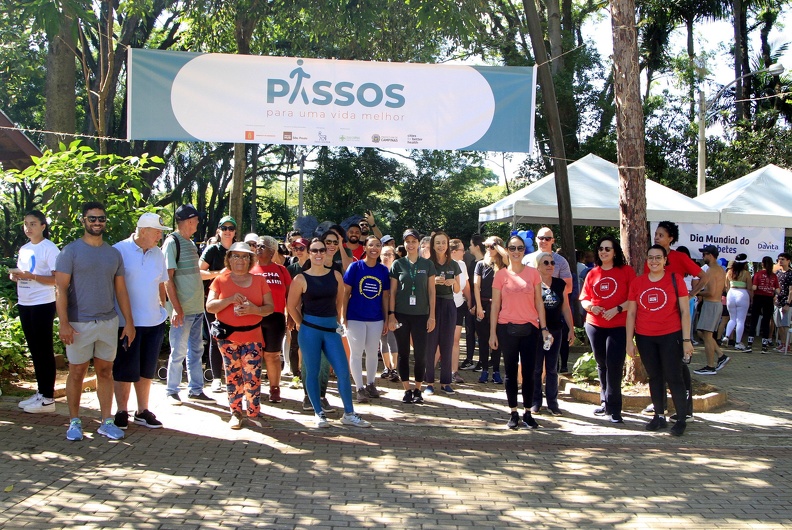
[166,393,182,406]
[412,388,424,404]
[389,371,401,383]
[380,368,391,379]
[522,412,539,429]
[670,420,687,436]
[593,403,607,416]
[693,365,717,376]
[402,390,414,404]
[472,362,483,373]
[507,411,521,429]
[114,410,129,430]
[460,359,476,370]
[320,397,336,413]
[646,416,668,431]
[302,396,314,411]
[548,407,563,416]
[188,392,215,403]
[133,409,163,429]
[670,412,693,422]
[610,414,624,424]
[715,355,730,371]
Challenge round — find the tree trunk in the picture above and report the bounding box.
[546,0,563,75]
[44,15,76,150]
[732,0,745,124]
[611,0,648,383]
[521,0,575,272]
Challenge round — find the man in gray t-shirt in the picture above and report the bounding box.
[55,202,135,442]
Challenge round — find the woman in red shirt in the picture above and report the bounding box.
[206,242,275,430]
[626,245,694,436]
[580,236,635,423]
[489,235,550,430]
[750,256,780,352]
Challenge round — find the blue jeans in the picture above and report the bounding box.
[166,313,205,395]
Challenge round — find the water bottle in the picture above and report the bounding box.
[543,335,553,351]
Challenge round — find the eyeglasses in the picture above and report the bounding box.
[646,255,664,261]
[292,245,306,252]
[219,225,236,232]
[309,248,327,254]
[485,244,497,250]
[537,236,554,241]
[229,254,249,260]
[507,245,525,252]
[598,246,613,252]
[324,239,339,245]
[84,215,107,223]
[542,260,556,266]
[256,244,271,250]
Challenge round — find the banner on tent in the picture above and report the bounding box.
[127,49,537,152]
[651,222,785,263]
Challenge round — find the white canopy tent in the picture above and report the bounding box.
[695,164,792,235]
[478,154,720,226]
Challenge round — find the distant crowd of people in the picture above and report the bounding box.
[12,205,789,440]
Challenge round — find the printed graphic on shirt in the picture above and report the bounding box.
[542,284,561,309]
[358,275,383,299]
[638,286,669,312]
[593,277,618,300]
[261,271,285,286]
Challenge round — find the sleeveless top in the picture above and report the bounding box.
[302,272,338,317]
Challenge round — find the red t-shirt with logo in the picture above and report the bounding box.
[580,265,636,328]
[250,262,292,313]
[752,270,779,297]
[348,244,365,261]
[628,272,688,336]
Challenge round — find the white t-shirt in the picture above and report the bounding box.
[16,239,59,306]
[114,235,169,327]
[453,259,469,308]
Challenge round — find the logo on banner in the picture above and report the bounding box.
[317,131,328,143]
[372,134,380,143]
[267,59,406,109]
[244,130,255,140]
[283,132,292,141]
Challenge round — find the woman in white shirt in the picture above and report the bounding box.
[10,211,60,413]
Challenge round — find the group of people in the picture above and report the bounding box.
[14,204,784,439]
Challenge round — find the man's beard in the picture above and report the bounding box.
[349,235,360,244]
[85,224,105,236]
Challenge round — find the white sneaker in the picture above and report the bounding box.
[210,378,223,393]
[19,393,42,409]
[341,412,371,428]
[24,399,55,414]
[315,412,330,428]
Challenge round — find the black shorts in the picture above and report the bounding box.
[113,323,166,382]
[456,304,468,326]
[261,312,286,352]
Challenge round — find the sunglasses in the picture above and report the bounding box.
[542,260,556,266]
[598,246,613,252]
[507,245,525,252]
[537,236,554,241]
[256,244,270,249]
[310,248,327,254]
[219,225,236,231]
[324,239,339,245]
[84,215,107,223]
[485,244,497,250]
[292,245,306,252]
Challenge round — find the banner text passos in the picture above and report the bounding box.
[127,50,537,153]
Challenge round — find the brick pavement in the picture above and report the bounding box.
[1,345,791,529]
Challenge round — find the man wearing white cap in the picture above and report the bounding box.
[111,212,172,430]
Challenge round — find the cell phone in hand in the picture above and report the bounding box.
[122,337,129,351]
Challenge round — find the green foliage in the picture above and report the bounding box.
[7,141,164,245]
[571,351,598,383]
[0,298,28,373]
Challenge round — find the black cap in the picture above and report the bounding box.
[402,228,421,241]
[699,244,719,257]
[175,204,200,221]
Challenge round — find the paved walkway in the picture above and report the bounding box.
[1,346,792,529]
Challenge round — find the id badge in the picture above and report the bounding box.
[409,295,417,306]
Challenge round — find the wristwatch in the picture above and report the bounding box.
[616,305,623,313]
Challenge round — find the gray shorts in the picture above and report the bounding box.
[696,300,721,333]
[65,317,119,364]
[774,306,791,328]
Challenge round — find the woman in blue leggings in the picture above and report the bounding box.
[286,238,370,429]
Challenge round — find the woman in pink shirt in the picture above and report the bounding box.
[489,235,550,430]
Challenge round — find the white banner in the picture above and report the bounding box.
[651,222,785,263]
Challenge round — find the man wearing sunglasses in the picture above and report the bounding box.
[522,227,574,371]
[55,201,135,441]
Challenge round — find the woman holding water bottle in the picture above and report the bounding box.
[206,242,274,430]
[531,251,575,416]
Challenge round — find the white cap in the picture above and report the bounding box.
[137,212,171,231]
[381,234,394,244]
[243,232,259,243]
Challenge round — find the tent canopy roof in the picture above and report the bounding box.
[478,154,719,226]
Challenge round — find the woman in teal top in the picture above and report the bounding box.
[724,253,752,351]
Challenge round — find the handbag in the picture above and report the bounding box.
[506,322,534,337]
[210,319,262,340]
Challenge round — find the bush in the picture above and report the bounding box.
[571,351,598,383]
[0,298,28,373]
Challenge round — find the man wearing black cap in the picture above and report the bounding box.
[693,245,728,376]
[163,205,214,404]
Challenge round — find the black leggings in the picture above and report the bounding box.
[750,295,774,340]
[475,300,501,372]
[497,323,538,409]
[394,312,428,384]
[19,302,57,399]
[635,331,688,418]
[585,323,627,414]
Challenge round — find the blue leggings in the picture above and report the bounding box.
[298,315,354,415]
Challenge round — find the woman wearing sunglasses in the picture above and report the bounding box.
[473,236,506,383]
[489,235,550,429]
[626,245,694,436]
[286,239,370,428]
[579,236,635,423]
[532,252,575,416]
